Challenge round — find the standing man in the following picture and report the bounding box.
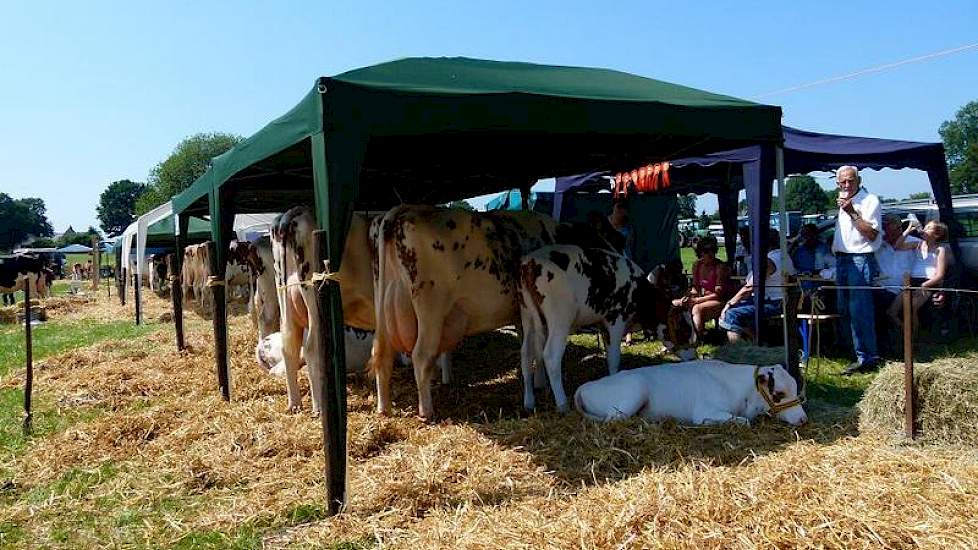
[832,166,883,374]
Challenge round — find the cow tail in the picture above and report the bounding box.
[367,211,392,377]
[519,261,548,355]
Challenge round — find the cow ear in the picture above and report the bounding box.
[756,371,769,385]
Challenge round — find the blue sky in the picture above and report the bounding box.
[1,1,976,233]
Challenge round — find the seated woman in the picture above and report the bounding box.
[718,229,794,344]
[679,236,731,336]
[887,220,950,330]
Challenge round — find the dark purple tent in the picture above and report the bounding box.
[554,126,952,341]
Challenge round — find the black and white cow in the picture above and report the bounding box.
[574,360,807,426]
[1,254,50,304]
[518,245,694,412]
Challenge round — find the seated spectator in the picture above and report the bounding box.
[678,236,732,336]
[874,213,919,353]
[887,220,950,331]
[719,229,795,343]
[649,258,688,301]
[734,226,751,276]
[790,223,835,312]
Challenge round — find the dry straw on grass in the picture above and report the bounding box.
[859,358,978,446]
[3,291,978,548]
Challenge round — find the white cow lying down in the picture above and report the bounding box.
[574,360,807,426]
[256,327,376,378]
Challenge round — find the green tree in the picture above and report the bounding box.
[908,191,932,200]
[0,194,54,252]
[677,193,697,219]
[97,179,147,236]
[784,175,828,214]
[939,100,978,194]
[56,226,101,247]
[824,188,840,211]
[135,132,243,215]
[881,197,898,204]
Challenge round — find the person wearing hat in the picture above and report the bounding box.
[680,235,732,336]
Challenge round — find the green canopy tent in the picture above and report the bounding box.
[170,56,783,512]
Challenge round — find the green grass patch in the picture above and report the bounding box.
[172,526,263,550]
[0,319,156,379]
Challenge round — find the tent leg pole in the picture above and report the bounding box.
[775,146,796,380]
[206,240,230,401]
[168,254,185,351]
[135,276,142,325]
[314,230,346,515]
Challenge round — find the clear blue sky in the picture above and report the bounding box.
[1,1,976,233]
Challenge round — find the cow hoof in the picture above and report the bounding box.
[288,405,302,414]
[519,407,534,419]
[556,404,570,415]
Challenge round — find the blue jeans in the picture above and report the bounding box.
[835,253,879,365]
[719,299,783,336]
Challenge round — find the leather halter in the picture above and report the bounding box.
[754,366,804,415]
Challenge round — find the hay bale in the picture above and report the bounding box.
[859,359,978,446]
[0,305,16,324]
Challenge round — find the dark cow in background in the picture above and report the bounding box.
[518,245,694,412]
[1,254,50,304]
[148,254,169,297]
[368,205,558,420]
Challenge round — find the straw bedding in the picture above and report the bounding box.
[2,292,978,548]
[859,358,978,446]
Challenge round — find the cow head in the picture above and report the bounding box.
[635,280,696,354]
[755,365,807,425]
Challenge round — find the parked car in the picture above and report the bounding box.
[677,218,710,248]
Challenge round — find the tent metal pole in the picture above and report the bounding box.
[776,146,792,374]
[173,213,187,351]
[311,127,348,515]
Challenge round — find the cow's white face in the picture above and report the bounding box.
[757,365,807,425]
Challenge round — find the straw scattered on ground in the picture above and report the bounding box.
[1,290,977,548]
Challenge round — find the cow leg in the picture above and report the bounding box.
[281,318,305,412]
[519,305,545,411]
[412,326,443,421]
[605,321,628,375]
[542,323,572,413]
[302,323,324,416]
[437,353,452,385]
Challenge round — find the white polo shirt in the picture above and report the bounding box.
[876,236,920,294]
[832,187,882,254]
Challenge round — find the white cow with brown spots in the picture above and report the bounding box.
[368,205,558,420]
[271,207,376,413]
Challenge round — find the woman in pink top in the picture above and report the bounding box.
[680,236,732,336]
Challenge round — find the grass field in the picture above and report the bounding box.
[1,291,977,547]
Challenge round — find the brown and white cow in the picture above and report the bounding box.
[271,206,376,413]
[181,244,214,312]
[518,245,694,412]
[368,205,558,420]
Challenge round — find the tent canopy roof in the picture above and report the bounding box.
[556,126,950,196]
[172,56,782,217]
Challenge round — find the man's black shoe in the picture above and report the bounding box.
[842,361,877,376]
